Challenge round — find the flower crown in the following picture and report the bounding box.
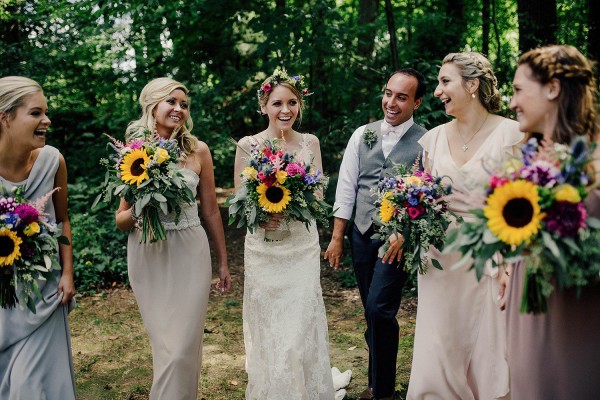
[257,67,311,99]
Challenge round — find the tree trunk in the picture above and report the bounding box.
[516,0,557,52]
[482,0,490,55]
[588,0,600,66]
[357,0,378,58]
[446,0,466,53]
[384,0,398,70]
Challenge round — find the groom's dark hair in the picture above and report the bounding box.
[388,68,426,100]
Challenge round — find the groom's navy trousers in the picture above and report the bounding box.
[350,223,408,399]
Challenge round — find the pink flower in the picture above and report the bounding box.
[302,88,308,95]
[262,83,272,93]
[285,163,306,177]
[128,140,144,150]
[258,172,276,186]
[489,176,509,190]
[408,205,425,219]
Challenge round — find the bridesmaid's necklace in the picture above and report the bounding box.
[455,114,488,152]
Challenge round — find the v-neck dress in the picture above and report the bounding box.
[407,119,523,400]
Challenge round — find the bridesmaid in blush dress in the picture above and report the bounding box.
[115,78,231,400]
[407,53,523,400]
[500,45,600,400]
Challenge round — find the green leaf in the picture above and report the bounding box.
[153,193,167,202]
[431,258,443,270]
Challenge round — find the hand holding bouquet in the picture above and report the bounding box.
[444,137,600,314]
[372,159,454,274]
[227,138,331,240]
[0,186,68,313]
[93,131,195,243]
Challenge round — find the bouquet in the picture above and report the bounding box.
[444,137,600,314]
[0,186,68,313]
[372,159,454,274]
[93,131,195,243]
[226,138,331,240]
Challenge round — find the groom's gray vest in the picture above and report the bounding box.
[354,120,427,234]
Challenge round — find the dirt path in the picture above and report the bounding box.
[70,206,416,399]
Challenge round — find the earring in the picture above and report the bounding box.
[471,93,476,99]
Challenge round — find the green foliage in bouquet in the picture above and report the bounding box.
[93,131,194,243]
[0,186,69,313]
[445,137,600,314]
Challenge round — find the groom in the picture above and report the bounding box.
[324,69,426,400]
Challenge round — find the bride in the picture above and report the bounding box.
[233,69,336,399]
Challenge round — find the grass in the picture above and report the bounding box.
[69,211,417,399]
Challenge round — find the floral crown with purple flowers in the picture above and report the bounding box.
[257,67,311,99]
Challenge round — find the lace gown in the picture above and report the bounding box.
[243,197,334,397]
[0,146,76,400]
[127,168,212,400]
[407,120,522,400]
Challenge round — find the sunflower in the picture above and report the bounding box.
[257,183,291,213]
[0,227,22,267]
[484,180,545,246]
[379,192,395,223]
[120,149,150,186]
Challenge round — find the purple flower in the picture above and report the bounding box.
[20,242,35,258]
[14,204,39,225]
[519,162,560,187]
[304,170,321,185]
[0,197,18,214]
[545,201,587,237]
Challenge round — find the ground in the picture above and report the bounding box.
[70,201,417,400]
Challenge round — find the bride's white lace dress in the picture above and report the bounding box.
[243,220,335,399]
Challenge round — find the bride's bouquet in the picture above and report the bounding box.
[444,137,600,314]
[226,138,331,241]
[372,159,454,274]
[0,186,68,313]
[93,131,194,243]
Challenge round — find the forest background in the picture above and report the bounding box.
[1,0,598,292]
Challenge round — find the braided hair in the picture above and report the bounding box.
[518,45,598,144]
[442,52,501,113]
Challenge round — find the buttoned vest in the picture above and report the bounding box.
[354,120,427,234]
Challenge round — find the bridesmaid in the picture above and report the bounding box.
[115,77,231,399]
[502,45,600,400]
[0,76,76,399]
[407,53,523,399]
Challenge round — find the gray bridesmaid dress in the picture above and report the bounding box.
[0,145,76,400]
[505,189,600,400]
[127,168,212,400]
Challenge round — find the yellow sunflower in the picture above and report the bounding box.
[120,149,150,186]
[379,192,395,223]
[257,183,291,213]
[0,227,23,267]
[484,180,545,246]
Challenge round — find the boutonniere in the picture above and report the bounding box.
[363,128,377,149]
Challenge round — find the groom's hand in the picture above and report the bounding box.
[381,232,403,264]
[324,238,343,270]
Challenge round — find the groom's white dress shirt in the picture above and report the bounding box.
[333,117,415,220]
